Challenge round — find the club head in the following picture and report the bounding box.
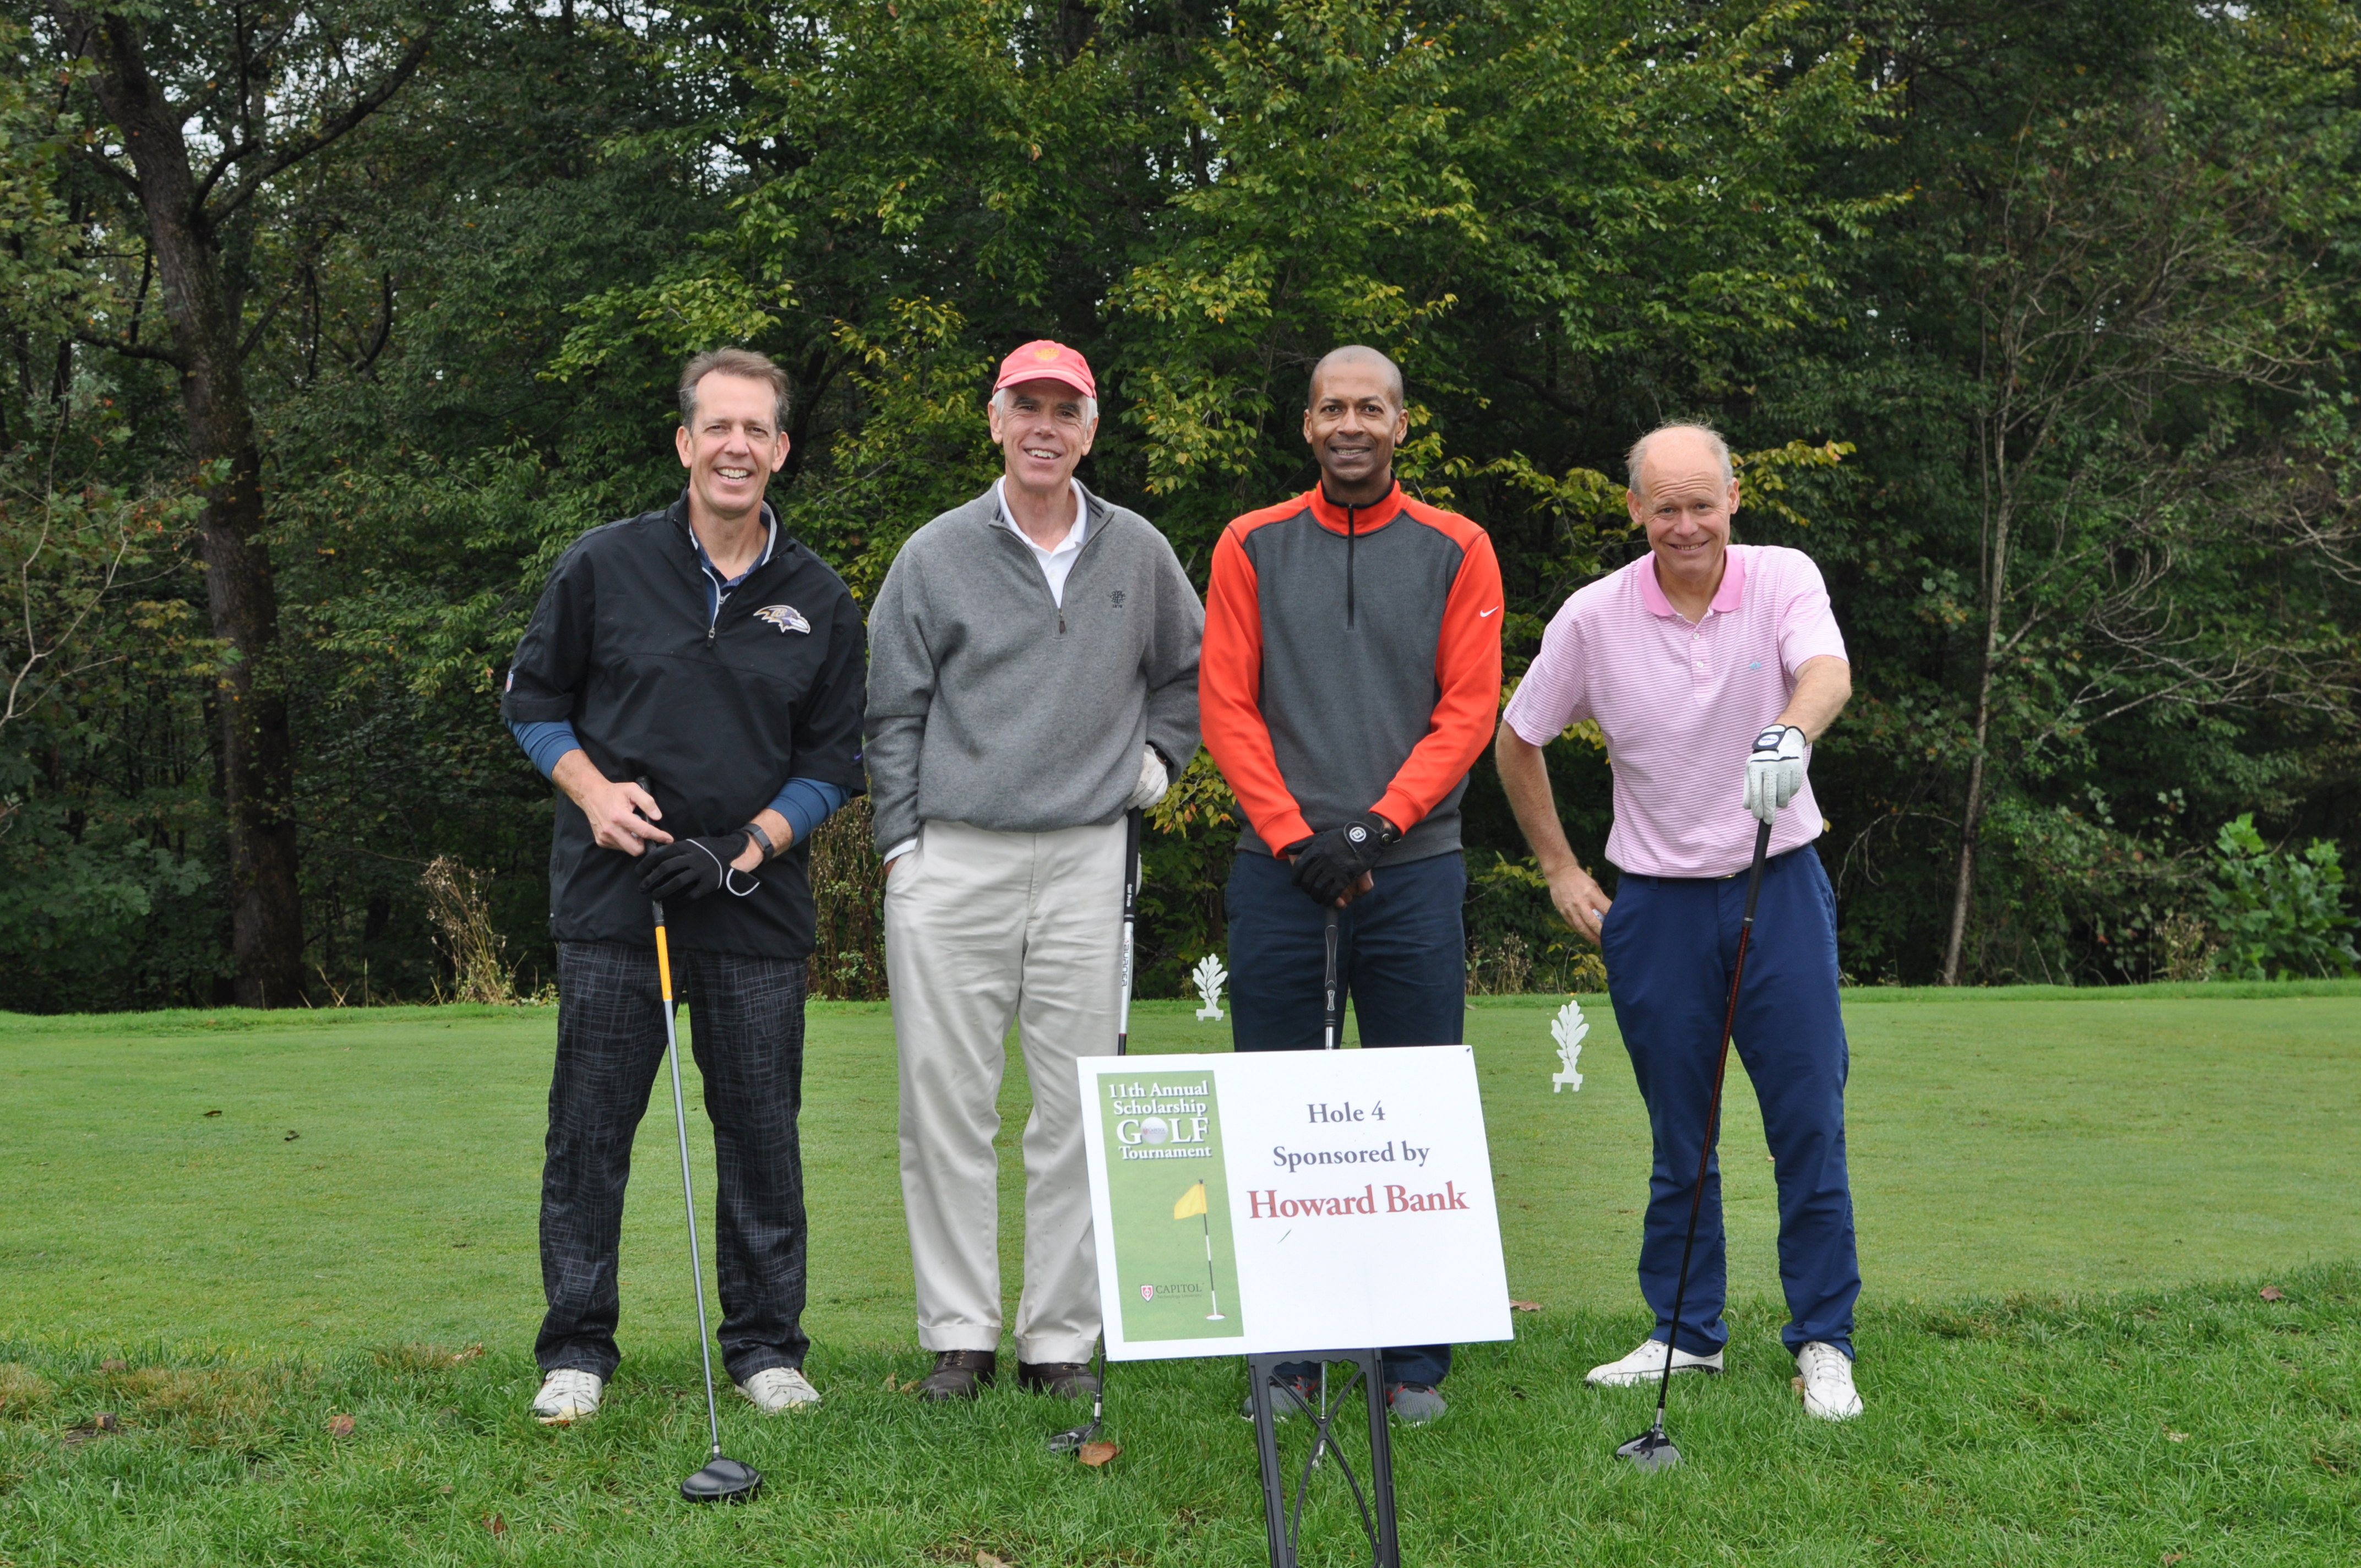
[680,1454,761,1503]
[1047,1420,1100,1455]
[1615,1425,1681,1472]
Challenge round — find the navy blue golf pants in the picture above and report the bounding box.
[1225,849,1464,1387]
[1601,843,1859,1359]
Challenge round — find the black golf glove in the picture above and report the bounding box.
[1288,811,1400,907]
[635,832,752,902]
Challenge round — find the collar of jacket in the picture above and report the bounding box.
[667,492,788,576]
[1308,480,1404,535]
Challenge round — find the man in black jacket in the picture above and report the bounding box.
[501,348,867,1424]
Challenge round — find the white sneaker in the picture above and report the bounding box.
[531,1368,604,1425]
[1585,1337,1724,1387]
[1796,1342,1863,1420]
[737,1366,822,1412]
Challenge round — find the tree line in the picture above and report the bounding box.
[2,0,2354,1011]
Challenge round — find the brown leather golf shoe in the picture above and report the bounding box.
[913,1349,995,1402]
[1018,1360,1102,1399]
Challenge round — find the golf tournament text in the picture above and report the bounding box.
[1105,1080,1216,1162]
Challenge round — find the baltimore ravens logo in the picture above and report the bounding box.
[753,605,812,635]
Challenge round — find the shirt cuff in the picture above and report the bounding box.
[883,836,919,864]
[765,777,850,847]
[510,718,581,778]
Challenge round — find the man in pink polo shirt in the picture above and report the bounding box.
[1495,422,1864,1422]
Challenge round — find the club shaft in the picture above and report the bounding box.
[1653,818,1773,1422]
[1117,808,1140,1057]
[1322,906,1340,1050]
[655,904,725,1458]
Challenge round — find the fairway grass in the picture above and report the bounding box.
[2,988,2357,1562]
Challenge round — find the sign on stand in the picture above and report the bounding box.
[1079,1045,1513,1567]
[1077,1045,1514,1359]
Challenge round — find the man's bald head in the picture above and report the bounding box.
[1307,345,1405,412]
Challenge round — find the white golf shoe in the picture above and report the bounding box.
[1585,1337,1724,1387]
[1795,1342,1863,1420]
[530,1367,605,1425]
[737,1366,822,1412]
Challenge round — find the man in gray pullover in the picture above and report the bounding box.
[866,339,1204,1402]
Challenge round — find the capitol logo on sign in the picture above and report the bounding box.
[753,605,811,634]
[1139,1284,1155,1302]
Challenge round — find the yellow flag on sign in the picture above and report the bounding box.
[1173,1181,1208,1221]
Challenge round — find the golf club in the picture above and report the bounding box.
[1615,815,1773,1473]
[1315,898,1342,1443]
[637,780,761,1504]
[1049,806,1143,1456]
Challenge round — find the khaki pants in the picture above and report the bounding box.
[884,817,1123,1365]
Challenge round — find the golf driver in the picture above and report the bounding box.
[646,854,760,1502]
[1049,806,1144,1456]
[1616,816,1774,1473]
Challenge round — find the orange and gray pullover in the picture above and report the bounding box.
[1200,481,1504,866]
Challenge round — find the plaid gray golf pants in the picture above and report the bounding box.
[536,940,810,1385]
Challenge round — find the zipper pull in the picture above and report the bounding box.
[706,625,716,647]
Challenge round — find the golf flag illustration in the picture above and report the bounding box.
[1174,1180,1226,1320]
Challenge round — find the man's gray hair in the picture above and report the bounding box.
[991,385,1099,424]
[1626,422,1734,495]
[680,347,791,432]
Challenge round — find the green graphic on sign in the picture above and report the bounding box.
[1095,1069,1245,1342]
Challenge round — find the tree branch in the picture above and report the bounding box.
[69,144,140,192]
[74,329,186,369]
[205,22,442,227]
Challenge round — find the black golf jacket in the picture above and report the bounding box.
[502,494,867,959]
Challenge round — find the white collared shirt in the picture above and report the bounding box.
[994,476,1089,607]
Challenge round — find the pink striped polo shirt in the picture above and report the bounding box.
[1502,544,1848,878]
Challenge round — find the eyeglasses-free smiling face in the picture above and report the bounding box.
[1627,427,1740,610]
[989,379,1097,493]
[674,371,789,523]
[1302,351,1409,505]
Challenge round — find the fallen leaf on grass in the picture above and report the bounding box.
[1792,1375,1807,1393]
[2166,1430,2189,1443]
[882,1373,900,1392]
[483,1513,507,1537]
[1077,1441,1119,1467]
[2162,1555,2184,1564]
[329,1414,355,1438]
[284,1131,300,1142]
[2259,1286,2286,1302]
[100,1359,126,1373]
[94,1412,119,1431]
[1509,1300,1542,1313]
[977,1554,1007,1568]
[439,1485,454,1495]
[452,1344,484,1363]
[203,1109,221,1118]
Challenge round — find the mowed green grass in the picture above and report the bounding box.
[1,986,2356,1565]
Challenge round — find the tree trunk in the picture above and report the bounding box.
[77,11,305,1006]
[1941,496,2012,987]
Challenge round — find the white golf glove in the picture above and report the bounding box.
[1743,725,1807,826]
[1127,747,1169,810]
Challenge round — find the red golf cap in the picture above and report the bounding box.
[993,339,1096,399]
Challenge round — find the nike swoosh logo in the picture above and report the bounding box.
[1479,606,1500,618]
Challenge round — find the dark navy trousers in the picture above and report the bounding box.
[1225,849,1464,1387]
[1600,843,1859,1359]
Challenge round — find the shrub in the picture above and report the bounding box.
[2205,815,2358,981]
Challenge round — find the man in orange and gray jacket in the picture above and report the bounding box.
[1199,345,1503,1427]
